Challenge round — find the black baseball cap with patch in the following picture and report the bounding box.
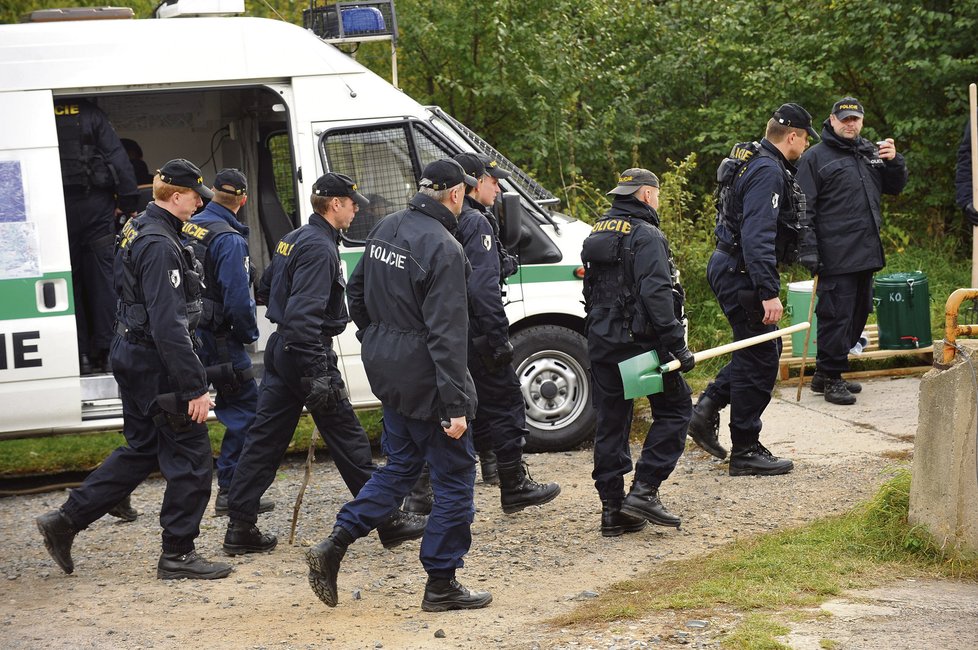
[453,152,486,180]
[213,168,247,196]
[607,168,660,195]
[479,153,511,180]
[157,159,214,200]
[772,103,819,138]
[419,159,478,191]
[832,96,865,120]
[312,172,369,206]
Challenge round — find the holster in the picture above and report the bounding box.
[205,362,254,396]
[472,334,500,372]
[737,289,765,332]
[154,392,193,433]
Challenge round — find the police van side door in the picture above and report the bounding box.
[0,90,80,436]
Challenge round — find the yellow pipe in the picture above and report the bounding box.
[942,288,978,365]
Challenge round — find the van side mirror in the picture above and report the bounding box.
[498,192,523,250]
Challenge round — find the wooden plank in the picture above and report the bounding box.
[781,364,932,386]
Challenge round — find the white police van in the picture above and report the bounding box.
[0,2,594,451]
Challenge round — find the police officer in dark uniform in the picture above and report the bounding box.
[688,104,815,476]
[54,98,140,374]
[582,168,694,537]
[181,169,272,515]
[37,159,232,580]
[306,159,491,612]
[221,173,424,555]
[454,151,559,510]
[796,97,908,405]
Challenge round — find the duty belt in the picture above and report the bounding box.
[115,321,155,348]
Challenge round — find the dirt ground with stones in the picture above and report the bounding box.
[3,376,978,649]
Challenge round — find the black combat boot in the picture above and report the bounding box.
[223,520,278,555]
[214,487,275,516]
[687,393,727,459]
[107,494,139,522]
[306,526,353,607]
[376,509,427,549]
[497,458,561,514]
[822,377,857,405]
[157,550,233,580]
[36,509,77,574]
[728,442,794,476]
[620,481,681,528]
[402,466,433,515]
[810,371,862,394]
[421,576,493,612]
[600,500,647,537]
[478,449,500,485]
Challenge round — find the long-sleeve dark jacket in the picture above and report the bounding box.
[714,138,792,301]
[187,202,259,345]
[259,215,348,377]
[115,202,207,402]
[796,120,908,275]
[456,195,509,348]
[955,119,975,211]
[582,196,685,362]
[347,193,477,421]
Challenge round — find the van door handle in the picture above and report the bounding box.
[42,281,57,309]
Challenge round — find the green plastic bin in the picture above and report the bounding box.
[873,271,932,350]
[786,280,817,357]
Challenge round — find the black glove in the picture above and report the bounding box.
[304,375,338,413]
[965,205,978,227]
[672,346,695,374]
[500,253,519,278]
[491,341,515,368]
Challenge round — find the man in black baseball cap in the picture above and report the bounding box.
[831,97,864,120]
[312,172,370,207]
[213,168,248,196]
[156,158,214,200]
[772,103,819,139]
[419,158,478,192]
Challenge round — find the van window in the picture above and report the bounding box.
[268,133,296,218]
[320,121,455,242]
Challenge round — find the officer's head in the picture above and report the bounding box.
[418,159,478,217]
[828,96,864,141]
[211,168,248,214]
[311,172,369,231]
[153,159,213,220]
[454,152,510,208]
[607,168,660,210]
[767,103,817,160]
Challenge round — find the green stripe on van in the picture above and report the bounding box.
[0,272,74,320]
[342,249,581,284]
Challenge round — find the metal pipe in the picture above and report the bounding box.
[941,288,978,366]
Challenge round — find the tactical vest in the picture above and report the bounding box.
[581,215,683,338]
[181,219,240,332]
[714,141,815,267]
[117,216,204,343]
[54,103,114,190]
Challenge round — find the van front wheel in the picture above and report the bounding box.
[511,325,595,452]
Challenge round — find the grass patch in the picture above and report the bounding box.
[0,409,384,476]
[551,469,978,646]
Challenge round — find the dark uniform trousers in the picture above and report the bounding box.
[338,407,476,577]
[703,251,781,450]
[590,353,691,502]
[815,271,874,376]
[62,336,213,554]
[226,332,375,524]
[467,338,526,464]
[66,189,118,356]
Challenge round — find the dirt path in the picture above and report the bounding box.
[0,378,942,649]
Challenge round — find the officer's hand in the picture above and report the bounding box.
[964,206,978,227]
[877,138,896,160]
[304,375,335,413]
[443,416,467,439]
[491,341,515,368]
[672,346,696,373]
[187,392,214,424]
[761,297,783,325]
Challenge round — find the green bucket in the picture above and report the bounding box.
[873,271,932,350]
[786,280,817,357]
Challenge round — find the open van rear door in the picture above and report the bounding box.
[0,90,81,437]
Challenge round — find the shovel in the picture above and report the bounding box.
[618,322,810,399]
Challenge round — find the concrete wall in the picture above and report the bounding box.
[910,340,978,553]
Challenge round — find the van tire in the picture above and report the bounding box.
[510,325,595,452]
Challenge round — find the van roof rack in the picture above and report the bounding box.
[23,7,134,22]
